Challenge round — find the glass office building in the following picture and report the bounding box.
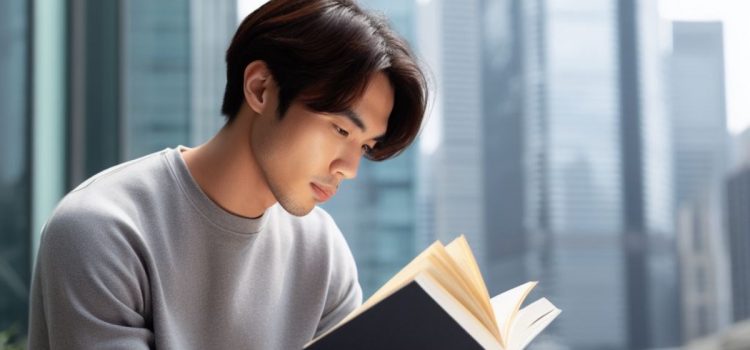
[0,0,234,339]
[0,0,31,335]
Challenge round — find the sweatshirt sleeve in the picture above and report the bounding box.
[313,215,363,338]
[28,204,153,350]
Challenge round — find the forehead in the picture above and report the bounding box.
[350,72,393,134]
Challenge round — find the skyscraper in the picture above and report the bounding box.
[418,0,488,279]
[413,1,676,347]
[480,0,529,294]
[727,125,750,324]
[620,2,677,348]
[0,0,31,333]
[122,0,191,159]
[670,20,732,342]
[523,0,676,348]
[726,166,750,322]
[670,22,729,209]
[530,1,627,346]
[678,187,732,341]
[190,0,237,145]
[122,0,236,160]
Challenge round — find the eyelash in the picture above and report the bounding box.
[333,124,349,137]
[333,124,374,155]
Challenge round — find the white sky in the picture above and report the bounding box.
[236,0,750,134]
[659,0,750,134]
[237,0,267,22]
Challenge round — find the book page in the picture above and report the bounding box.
[423,252,499,340]
[506,298,561,350]
[312,241,477,342]
[309,237,542,347]
[490,281,537,346]
[445,236,498,334]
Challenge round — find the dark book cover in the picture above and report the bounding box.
[305,280,485,350]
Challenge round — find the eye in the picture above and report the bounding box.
[333,124,349,137]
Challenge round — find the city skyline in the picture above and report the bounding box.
[1,1,747,348]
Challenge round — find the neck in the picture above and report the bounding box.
[181,111,276,219]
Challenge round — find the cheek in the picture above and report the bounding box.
[282,127,338,177]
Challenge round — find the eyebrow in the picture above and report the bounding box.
[337,109,386,141]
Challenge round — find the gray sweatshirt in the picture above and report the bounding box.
[28,147,362,349]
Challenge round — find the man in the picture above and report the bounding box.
[28,0,427,348]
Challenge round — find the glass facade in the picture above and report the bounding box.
[536,1,628,347]
[0,0,30,334]
[673,21,734,343]
[122,0,192,159]
[431,0,488,274]
[0,0,234,341]
[523,0,677,348]
[545,0,623,235]
[671,22,729,211]
[480,0,529,294]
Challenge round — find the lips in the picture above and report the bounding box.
[311,182,336,202]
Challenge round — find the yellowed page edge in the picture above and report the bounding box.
[423,252,500,341]
[445,236,498,334]
[490,281,538,346]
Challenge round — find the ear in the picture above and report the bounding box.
[243,60,273,115]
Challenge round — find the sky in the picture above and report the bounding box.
[237,0,750,134]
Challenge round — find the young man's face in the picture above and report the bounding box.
[251,72,393,216]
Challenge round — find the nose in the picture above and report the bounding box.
[331,144,362,180]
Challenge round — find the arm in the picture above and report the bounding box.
[28,207,153,350]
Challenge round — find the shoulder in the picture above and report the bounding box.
[37,151,171,262]
[38,192,146,274]
[70,149,170,198]
[48,148,174,233]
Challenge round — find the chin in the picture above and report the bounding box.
[277,197,315,217]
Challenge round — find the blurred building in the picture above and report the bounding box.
[669,22,729,209]
[0,0,235,335]
[670,21,733,343]
[413,0,532,313]
[69,0,235,184]
[321,0,421,298]
[523,0,676,348]
[0,0,31,334]
[684,319,750,350]
[677,188,732,341]
[730,127,750,169]
[527,0,628,347]
[413,0,677,348]
[479,0,529,295]
[413,0,489,276]
[435,0,487,266]
[726,167,750,322]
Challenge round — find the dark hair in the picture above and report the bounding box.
[221,0,427,161]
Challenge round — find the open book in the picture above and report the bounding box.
[305,235,561,350]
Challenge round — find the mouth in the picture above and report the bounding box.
[311,182,336,202]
